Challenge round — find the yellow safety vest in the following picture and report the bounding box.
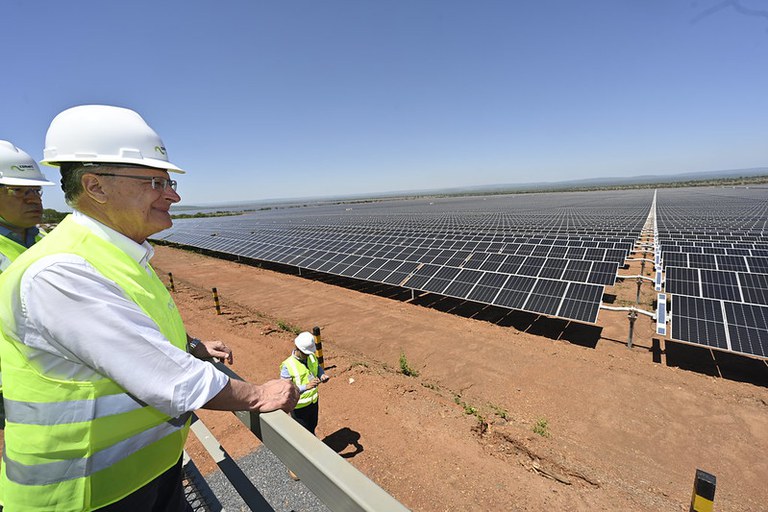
[0,236,27,273]
[0,215,190,511]
[0,232,42,393]
[281,354,320,409]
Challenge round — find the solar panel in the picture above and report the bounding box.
[558,282,602,323]
[723,302,768,358]
[443,269,484,297]
[671,296,728,351]
[700,269,741,302]
[525,279,568,317]
[494,275,536,309]
[467,272,508,303]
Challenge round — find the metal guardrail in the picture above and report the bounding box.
[187,360,409,512]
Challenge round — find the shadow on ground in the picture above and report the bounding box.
[664,340,768,388]
[321,428,363,459]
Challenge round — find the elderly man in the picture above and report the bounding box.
[0,105,299,511]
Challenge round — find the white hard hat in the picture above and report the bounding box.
[41,105,184,173]
[294,331,317,354]
[0,140,55,186]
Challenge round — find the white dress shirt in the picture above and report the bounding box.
[12,210,228,418]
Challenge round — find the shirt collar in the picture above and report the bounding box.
[71,210,154,266]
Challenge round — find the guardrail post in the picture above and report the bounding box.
[312,326,324,368]
[690,469,716,512]
[168,272,175,292]
[627,308,637,348]
[212,287,222,315]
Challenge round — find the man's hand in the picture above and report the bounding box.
[205,378,299,413]
[306,377,321,390]
[194,340,234,364]
[320,374,330,383]
[254,379,299,413]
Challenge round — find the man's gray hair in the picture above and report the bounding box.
[59,163,111,207]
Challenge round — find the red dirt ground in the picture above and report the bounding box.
[156,244,767,512]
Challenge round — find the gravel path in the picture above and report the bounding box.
[186,446,329,512]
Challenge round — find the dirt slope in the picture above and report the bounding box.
[154,245,768,512]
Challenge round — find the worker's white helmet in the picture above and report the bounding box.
[294,331,317,354]
[0,140,55,186]
[41,105,184,173]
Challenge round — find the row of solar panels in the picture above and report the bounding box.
[661,253,768,273]
[671,295,768,359]
[665,267,768,306]
[658,238,768,247]
[206,232,630,265]
[159,190,657,325]
[656,188,768,359]
[203,223,637,246]
[162,230,620,286]
[159,230,607,323]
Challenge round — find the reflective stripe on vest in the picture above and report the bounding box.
[4,392,146,425]
[0,215,189,510]
[281,354,319,408]
[4,412,191,486]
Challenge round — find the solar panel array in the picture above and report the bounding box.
[156,191,651,323]
[657,187,768,358]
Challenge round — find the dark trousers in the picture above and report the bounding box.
[97,455,191,512]
[291,401,319,435]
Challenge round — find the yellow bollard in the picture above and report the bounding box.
[168,272,175,292]
[689,469,716,512]
[212,287,221,315]
[312,326,324,368]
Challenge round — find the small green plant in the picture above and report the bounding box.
[277,320,301,334]
[533,418,550,438]
[463,403,478,415]
[399,351,419,377]
[489,403,510,420]
[453,394,478,415]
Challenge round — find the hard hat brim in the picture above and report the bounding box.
[0,177,56,186]
[41,156,185,174]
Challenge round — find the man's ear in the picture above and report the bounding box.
[81,174,109,204]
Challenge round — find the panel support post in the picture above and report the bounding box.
[168,272,175,292]
[627,308,638,348]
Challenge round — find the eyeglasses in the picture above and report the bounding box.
[2,186,43,198]
[91,173,178,192]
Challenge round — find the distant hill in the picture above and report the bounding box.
[415,167,768,195]
[176,166,768,212]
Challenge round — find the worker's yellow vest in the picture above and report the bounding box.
[281,354,320,408]
[0,236,28,273]
[0,232,42,393]
[0,215,189,511]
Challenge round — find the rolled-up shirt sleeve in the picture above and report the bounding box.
[20,254,229,418]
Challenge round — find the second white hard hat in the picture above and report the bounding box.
[41,105,184,173]
[294,331,317,355]
[0,140,55,186]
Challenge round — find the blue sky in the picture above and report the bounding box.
[3,0,768,211]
